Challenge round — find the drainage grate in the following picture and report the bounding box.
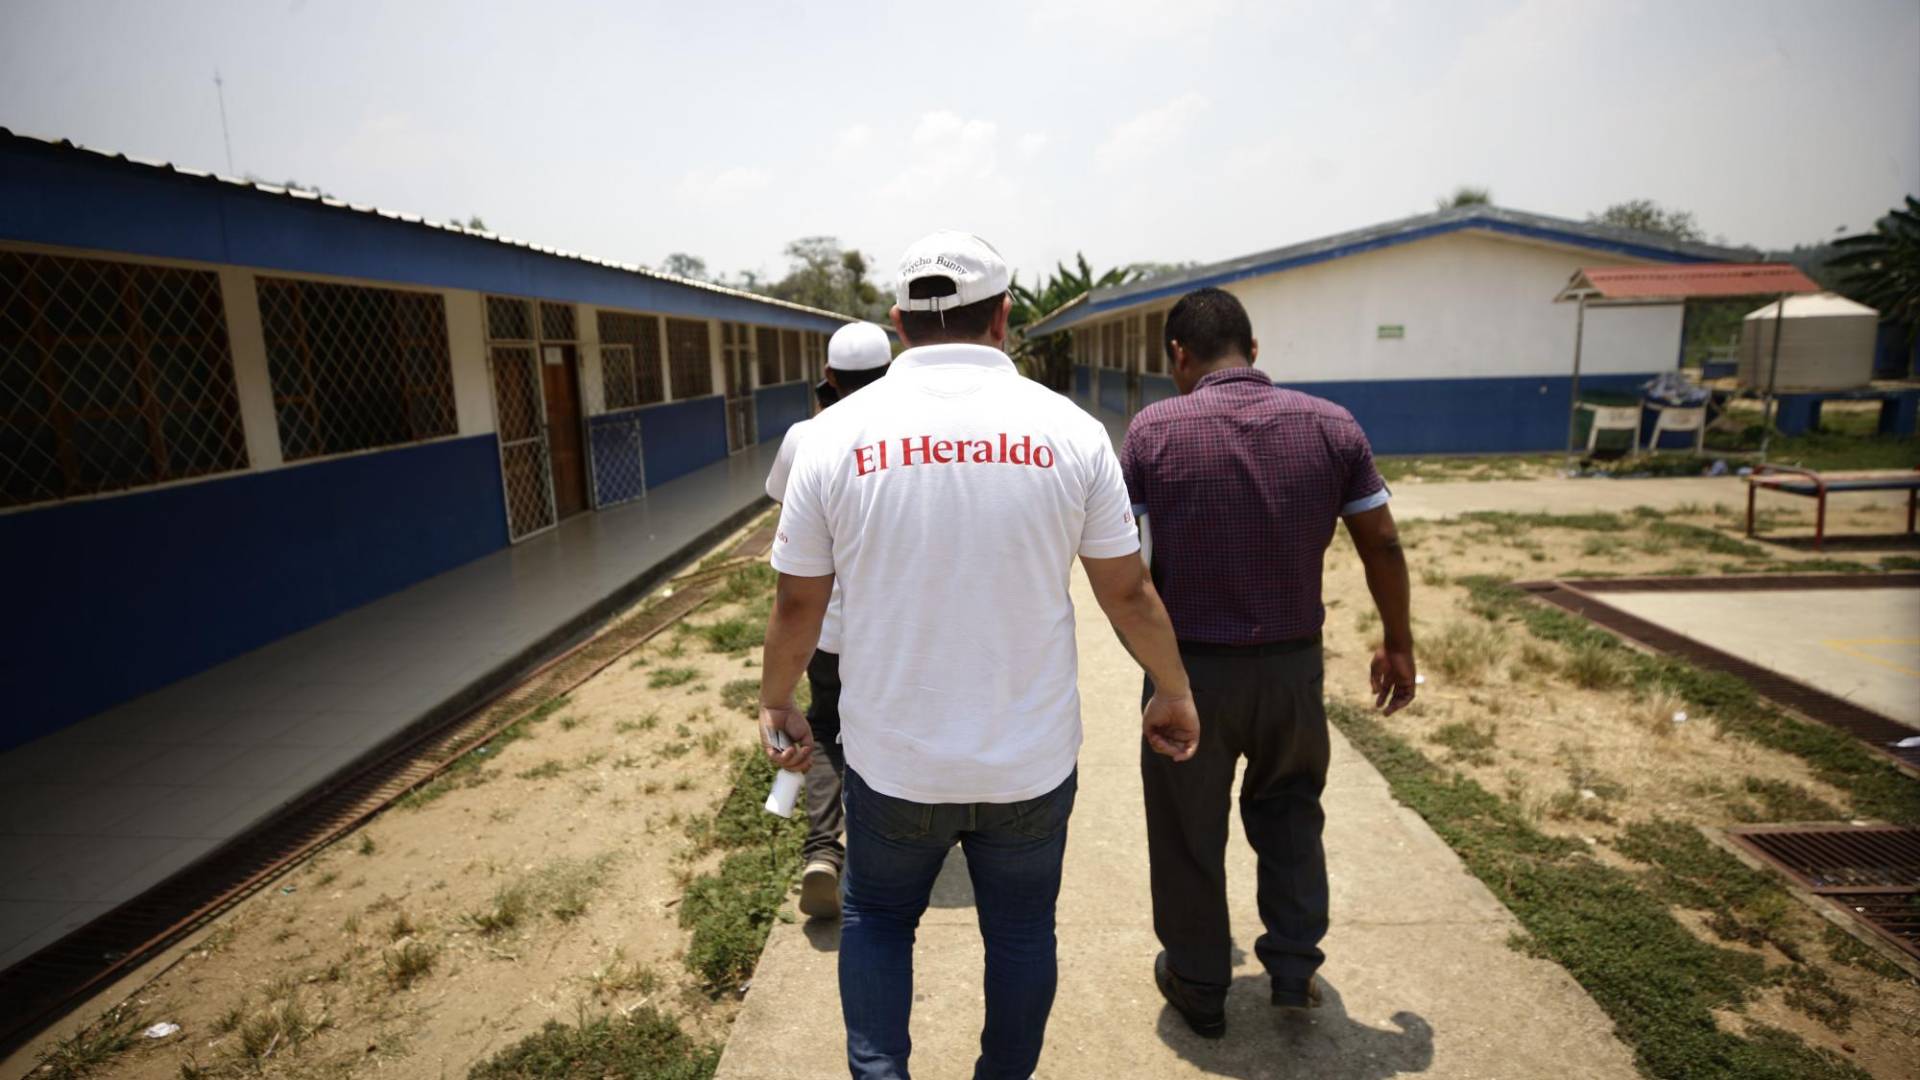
[1728,825,1920,960]
[1520,577,1920,772]
[0,515,776,1054]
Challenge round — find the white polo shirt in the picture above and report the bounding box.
[771,343,1140,803]
[764,418,843,655]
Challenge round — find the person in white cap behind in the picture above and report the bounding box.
[756,231,1200,1079]
[763,319,893,922]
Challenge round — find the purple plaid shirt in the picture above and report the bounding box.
[1121,368,1388,644]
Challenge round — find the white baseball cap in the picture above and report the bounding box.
[827,321,892,372]
[894,231,1011,312]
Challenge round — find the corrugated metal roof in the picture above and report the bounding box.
[0,127,860,325]
[1024,205,1752,336]
[1556,263,1822,302]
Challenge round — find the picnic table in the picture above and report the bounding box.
[1746,464,1920,551]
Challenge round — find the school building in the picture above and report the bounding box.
[0,129,851,750]
[1027,205,1745,453]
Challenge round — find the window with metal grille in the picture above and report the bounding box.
[596,310,664,408]
[1144,311,1166,374]
[754,326,780,386]
[0,250,248,508]
[805,332,826,381]
[721,323,752,397]
[539,301,577,342]
[258,277,456,461]
[780,329,802,383]
[486,294,533,341]
[665,318,713,398]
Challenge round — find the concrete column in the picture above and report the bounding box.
[443,289,493,436]
[218,268,283,471]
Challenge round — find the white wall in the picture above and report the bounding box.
[1194,230,1683,384]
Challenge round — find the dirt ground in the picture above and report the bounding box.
[1317,496,1920,1079]
[19,489,1920,1079]
[16,525,783,1078]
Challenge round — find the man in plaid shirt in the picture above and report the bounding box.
[1120,287,1416,1039]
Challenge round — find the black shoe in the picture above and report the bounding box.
[1154,951,1226,1039]
[1271,976,1323,1010]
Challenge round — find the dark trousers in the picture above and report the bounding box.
[1142,641,1329,995]
[804,649,847,870]
[839,767,1077,1080]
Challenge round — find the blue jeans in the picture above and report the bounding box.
[838,767,1078,1080]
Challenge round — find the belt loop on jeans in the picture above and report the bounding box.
[1176,633,1321,658]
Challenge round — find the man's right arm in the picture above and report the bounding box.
[1082,553,1199,761]
[1345,504,1416,715]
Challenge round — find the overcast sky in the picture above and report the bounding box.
[3,0,1916,286]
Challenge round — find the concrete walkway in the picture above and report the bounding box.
[717,564,1640,1080]
[0,442,778,975]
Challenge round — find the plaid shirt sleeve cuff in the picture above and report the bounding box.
[1339,487,1391,516]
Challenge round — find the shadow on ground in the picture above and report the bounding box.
[1157,978,1434,1080]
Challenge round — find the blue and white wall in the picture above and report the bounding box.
[0,135,843,749]
[1069,230,1684,454]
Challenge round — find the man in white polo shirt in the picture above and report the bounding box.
[757,231,1200,1080]
[763,319,893,921]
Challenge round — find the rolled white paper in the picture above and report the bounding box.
[764,729,803,818]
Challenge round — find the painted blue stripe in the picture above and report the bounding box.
[753,383,812,444]
[0,139,843,333]
[636,396,728,488]
[1031,219,1714,335]
[1140,374,1179,408]
[1285,372,1659,455]
[0,435,508,749]
[1098,370,1127,414]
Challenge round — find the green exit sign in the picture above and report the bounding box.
[1377,324,1405,339]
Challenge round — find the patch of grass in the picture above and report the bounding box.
[1418,564,1449,588]
[357,834,377,856]
[466,882,532,936]
[386,910,416,940]
[585,947,664,1001]
[693,615,765,654]
[1423,622,1507,685]
[235,994,327,1064]
[1881,555,1920,571]
[717,561,779,604]
[720,678,760,716]
[516,759,569,781]
[1459,509,1627,533]
[468,1006,720,1079]
[1647,520,1766,559]
[619,711,662,734]
[31,1002,147,1078]
[1429,721,1499,766]
[1328,700,1869,1080]
[1581,535,1628,559]
[698,730,728,757]
[1615,819,1797,951]
[679,749,806,991]
[1561,639,1628,690]
[650,666,701,689]
[1822,924,1910,981]
[1459,575,1918,826]
[1780,963,1857,1031]
[401,695,573,810]
[384,940,437,989]
[1727,777,1845,823]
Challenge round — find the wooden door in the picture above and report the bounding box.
[541,344,588,519]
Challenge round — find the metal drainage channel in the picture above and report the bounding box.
[1518,575,1920,773]
[1726,825,1920,962]
[0,522,777,1055]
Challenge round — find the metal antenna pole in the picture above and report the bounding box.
[213,71,235,175]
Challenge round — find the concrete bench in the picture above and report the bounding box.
[1746,464,1920,551]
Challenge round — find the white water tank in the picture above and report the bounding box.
[1737,293,1879,391]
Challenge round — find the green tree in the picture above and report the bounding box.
[658,252,709,281]
[1008,254,1140,388]
[1436,185,1493,209]
[1589,199,1704,242]
[1829,196,1920,335]
[762,237,886,319]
